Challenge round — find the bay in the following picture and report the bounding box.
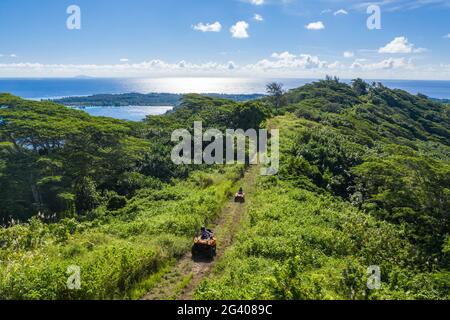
[70,105,174,121]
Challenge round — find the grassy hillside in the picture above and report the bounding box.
[0,92,265,299]
[276,79,450,258]
[195,79,449,300]
[0,78,449,300]
[0,165,246,299]
[196,115,449,300]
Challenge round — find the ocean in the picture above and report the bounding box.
[0,77,448,121]
[69,106,174,122]
[1,77,449,100]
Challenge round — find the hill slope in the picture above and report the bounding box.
[196,79,449,300]
[0,79,449,300]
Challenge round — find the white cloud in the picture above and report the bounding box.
[343,51,355,58]
[247,52,329,71]
[193,22,222,33]
[271,51,296,60]
[249,0,264,5]
[0,53,340,77]
[254,14,264,22]
[379,37,412,53]
[0,60,239,77]
[413,47,428,53]
[351,57,410,70]
[305,21,325,30]
[328,61,344,69]
[445,34,450,38]
[3,54,446,79]
[119,58,129,62]
[0,54,17,58]
[351,0,450,12]
[378,36,426,54]
[334,9,348,15]
[230,21,249,38]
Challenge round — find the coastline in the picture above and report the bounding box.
[1,77,450,100]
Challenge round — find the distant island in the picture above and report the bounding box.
[50,92,265,107]
[433,98,450,104]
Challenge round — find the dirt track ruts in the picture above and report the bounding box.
[142,165,259,300]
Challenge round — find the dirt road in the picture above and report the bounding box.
[142,165,259,300]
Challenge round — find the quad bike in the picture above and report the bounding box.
[234,192,245,203]
[192,230,217,259]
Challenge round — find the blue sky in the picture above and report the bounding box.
[0,0,449,79]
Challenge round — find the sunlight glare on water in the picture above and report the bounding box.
[1,78,449,99]
[126,77,272,94]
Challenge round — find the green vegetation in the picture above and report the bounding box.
[196,116,449,300]
[52,93,182,107]
[432,98,450,105]
[195,78,449,300]
[51,92,264,107]
[1,78,449,300]
[0,92,267,299]
[0,165,244,299]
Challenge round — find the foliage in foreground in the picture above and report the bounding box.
[0,165,244,299]
[196,177,449,300]
[196,113,449,300]
[0,93,262,299]
[1,78,449,300]
[196,79,450,300]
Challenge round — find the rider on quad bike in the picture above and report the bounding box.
[235,187,245,203]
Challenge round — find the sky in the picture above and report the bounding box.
[0,0,450,79]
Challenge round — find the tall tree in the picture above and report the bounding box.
[351,78,368,96]
[266,82,284,108]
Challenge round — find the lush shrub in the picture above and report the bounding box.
[0,165,242,299]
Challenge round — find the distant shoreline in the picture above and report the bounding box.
[67,105,176,111]
[50,92,266,107]
[1,77,449,100]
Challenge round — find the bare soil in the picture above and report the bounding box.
[142,165,259,300]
